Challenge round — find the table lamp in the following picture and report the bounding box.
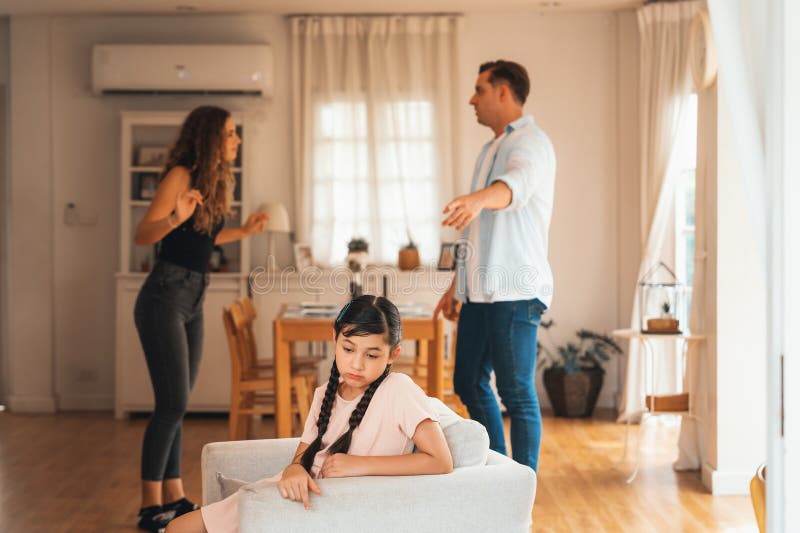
[258,202,291,272]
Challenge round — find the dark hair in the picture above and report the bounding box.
[299,295,402,473]
[479,60,530,105]
[162,105,234,235]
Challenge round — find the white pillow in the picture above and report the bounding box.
[217,472,248,499]
[427,397,489,468]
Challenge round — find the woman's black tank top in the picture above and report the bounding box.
[157,214,224,273]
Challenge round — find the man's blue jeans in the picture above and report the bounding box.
[453,298,547,472]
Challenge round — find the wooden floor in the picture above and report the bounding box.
[0,409,756,533]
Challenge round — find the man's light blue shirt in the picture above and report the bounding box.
[455,115,556,306]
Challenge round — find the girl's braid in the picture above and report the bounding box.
[326,365,392,456]
[299,361,341,473]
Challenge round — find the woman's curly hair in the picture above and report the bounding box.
[161,105,235,235]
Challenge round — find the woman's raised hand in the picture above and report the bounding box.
[278,464,321,510]
[174,188,204,223]
[243,212,269,235]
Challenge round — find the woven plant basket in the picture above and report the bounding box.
[543,367,605,418]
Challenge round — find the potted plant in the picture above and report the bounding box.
[645,301,681,333]
[346,237,369,273]
[537,320,623,417]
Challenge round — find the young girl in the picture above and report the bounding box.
[166,295,454,533]
[134,105,269,532]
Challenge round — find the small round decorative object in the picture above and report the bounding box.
[398,247,420,271]
[689,9,718,91]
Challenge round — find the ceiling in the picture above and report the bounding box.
[0,0,642,16]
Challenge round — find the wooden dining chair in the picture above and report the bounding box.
[223,303,312,440]
[750,463,766,533]
[237,297,322,377]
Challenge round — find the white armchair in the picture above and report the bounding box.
[201,398,536,533]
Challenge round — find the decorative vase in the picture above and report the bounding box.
[398,247,420,270]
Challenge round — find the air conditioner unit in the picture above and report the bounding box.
[92,44,272,97]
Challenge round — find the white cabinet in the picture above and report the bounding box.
[115,111,249,418]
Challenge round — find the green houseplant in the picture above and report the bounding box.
[537,320,623,417]
[346,237,369,273]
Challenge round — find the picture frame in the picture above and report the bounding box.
[136,145,170,167]
[293,243,314,271]
[138,173,158,199]
[437,242,459,271]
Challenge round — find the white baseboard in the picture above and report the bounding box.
[57,394,113,411]
[7,394,57,413]
[701,462,752,495]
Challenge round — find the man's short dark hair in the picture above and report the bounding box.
[479,60,530,105]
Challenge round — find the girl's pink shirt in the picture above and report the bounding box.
[300,372,439,478]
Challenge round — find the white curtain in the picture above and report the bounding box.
[618,1,697,423]
[290,15,462,266]
[673,84,713,471]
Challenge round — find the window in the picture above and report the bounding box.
[311,98,439,266]
[674,94,698,322]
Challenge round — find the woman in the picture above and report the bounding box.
[133,105,268,532]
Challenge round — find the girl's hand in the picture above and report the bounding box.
[243,212,269,235]
[319,453,363,479]
[278,464,321,510]
[174,188,204,224]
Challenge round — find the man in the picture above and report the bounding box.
[435,60,555,472]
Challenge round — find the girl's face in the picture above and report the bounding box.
[222,117,241,162]
[334,329,400,394]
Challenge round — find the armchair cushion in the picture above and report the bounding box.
[427,397,489,467]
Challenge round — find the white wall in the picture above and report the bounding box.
[784,0,800,520]
[7,17,56,412]
[614,9,641,405]
[458,11,640,409]
[6,10,639,411]
[8,14,292,410]
[0,16,8,405]
[700,83,767,494]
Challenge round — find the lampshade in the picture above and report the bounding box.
[258,202,291,233]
